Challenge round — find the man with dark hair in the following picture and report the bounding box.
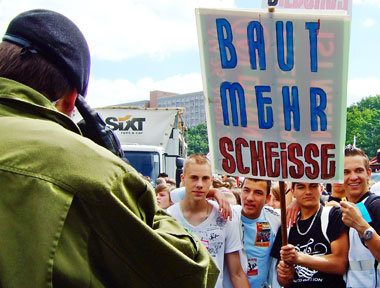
[0,9,218,287]
[271,182,348,287]
[228,178,282,288]
[158,172,169,178]
[340,145,380,287]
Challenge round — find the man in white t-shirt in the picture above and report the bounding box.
[167,154,249,288]
[170,178,284,288]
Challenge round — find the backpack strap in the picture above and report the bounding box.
[320,206,332,243]
[320,194,329,205]
[288,206,330,242]
[363,194,380,286]
[364,193,380,208]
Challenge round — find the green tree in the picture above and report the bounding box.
[346,95,380,158]
[187,123,209,155]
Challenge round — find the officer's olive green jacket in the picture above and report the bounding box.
[0,77,219,288]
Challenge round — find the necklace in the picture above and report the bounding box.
[203,202,211,220]
[296,207,320,236]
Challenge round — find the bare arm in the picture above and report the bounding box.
[324,200,340,207]
[341,201,380,261]
[286,199,300,227]
[280,230,349,275]
[276,260,294,287]
[208,188,232,221]
[225,251,250,288]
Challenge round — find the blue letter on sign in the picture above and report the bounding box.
[255,86,273,129]
[216,18,237,69]
[310,87,327,131]
[220,82,247,127]
[282,86,300,131]
[247,21,266,70]
[276,21,294,71]
[306,22,318,72]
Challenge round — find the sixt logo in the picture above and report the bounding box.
[105,115,146,131]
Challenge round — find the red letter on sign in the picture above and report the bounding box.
[321,144,335,179]
[304,144,320,179]
[220,137,236,173]
[288,143,304,179]
[236,138,250,174]
[250,140,266,176]
[265,142,280,177]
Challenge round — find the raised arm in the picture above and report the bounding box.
[208,187,232,221]
[340,201,380,262]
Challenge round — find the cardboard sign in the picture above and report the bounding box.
[196,8,350,182]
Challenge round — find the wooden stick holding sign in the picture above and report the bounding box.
[268,0,288,247]
[279,181,288,246]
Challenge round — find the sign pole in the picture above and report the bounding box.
[279,181,288,246]
[268,0,288,247]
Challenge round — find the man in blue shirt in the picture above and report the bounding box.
[223,178,281,288]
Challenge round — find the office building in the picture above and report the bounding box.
[151,90,206,128]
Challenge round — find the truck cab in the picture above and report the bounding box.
[122,144,163,186]
[73,106,187,187]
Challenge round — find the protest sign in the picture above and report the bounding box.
[261,0,352,15]
[196,8,350,182]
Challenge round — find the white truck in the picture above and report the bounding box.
[72,106,187,185]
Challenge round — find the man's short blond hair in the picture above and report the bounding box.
[183,153,211,174]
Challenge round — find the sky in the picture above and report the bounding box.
[0,0,379,108]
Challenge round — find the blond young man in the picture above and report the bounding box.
[167,154,249,288]
[169,176,298,287]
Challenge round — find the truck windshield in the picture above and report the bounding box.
[122,151,160,186]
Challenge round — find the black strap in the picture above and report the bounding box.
[364,193,380,208]
[361,193,380,285]
[375,259,378,286]
[75,94,124,158]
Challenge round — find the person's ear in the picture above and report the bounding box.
[55,89,77,117]
[266,194,272,204]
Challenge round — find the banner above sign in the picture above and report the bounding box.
[261,0,352,15]
[196,8,351,182]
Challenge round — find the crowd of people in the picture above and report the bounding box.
[154,147,380,288]
[1,8,379,288]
